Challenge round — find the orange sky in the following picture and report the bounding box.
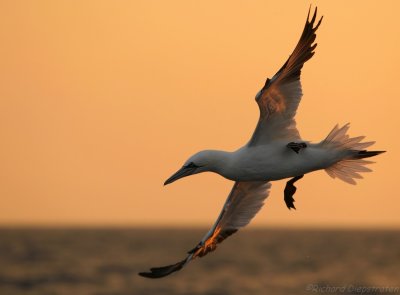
[0,1,399,228]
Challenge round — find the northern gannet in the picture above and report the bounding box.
[139,7,385,278]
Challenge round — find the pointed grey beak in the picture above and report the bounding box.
[164,166,197,185]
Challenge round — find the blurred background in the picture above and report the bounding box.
[0,1,399,294]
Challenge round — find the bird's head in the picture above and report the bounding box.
[164,150,229,185]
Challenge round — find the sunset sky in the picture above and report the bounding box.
[0,1,399,228]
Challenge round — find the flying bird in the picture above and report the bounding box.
[139,7,385,278]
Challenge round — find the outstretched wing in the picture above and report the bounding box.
[138,181,271,278]
[248,7,323,146]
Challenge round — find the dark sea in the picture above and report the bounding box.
[0,228,399,295]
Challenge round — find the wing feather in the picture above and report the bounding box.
[138,181,271,278]
[248,7,322,146]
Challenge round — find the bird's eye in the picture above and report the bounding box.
[185,162,199,169]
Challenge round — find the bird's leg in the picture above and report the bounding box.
[287,142,307,154]
[284,175,304,210]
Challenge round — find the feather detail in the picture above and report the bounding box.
[323,124,385,184]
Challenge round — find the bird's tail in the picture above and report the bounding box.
[321,123,385,185]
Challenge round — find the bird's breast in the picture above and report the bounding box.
[223,143,334,181]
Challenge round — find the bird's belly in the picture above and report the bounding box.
[228,143,335,181]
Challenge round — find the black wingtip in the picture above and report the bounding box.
[306,5,323,31]
[138,259,187,279]
[310,6,317,24]
[138,272,156,278]
[307,4,312,20]
[315,15,324,30]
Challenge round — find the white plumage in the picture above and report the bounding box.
[139,7,384,279]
